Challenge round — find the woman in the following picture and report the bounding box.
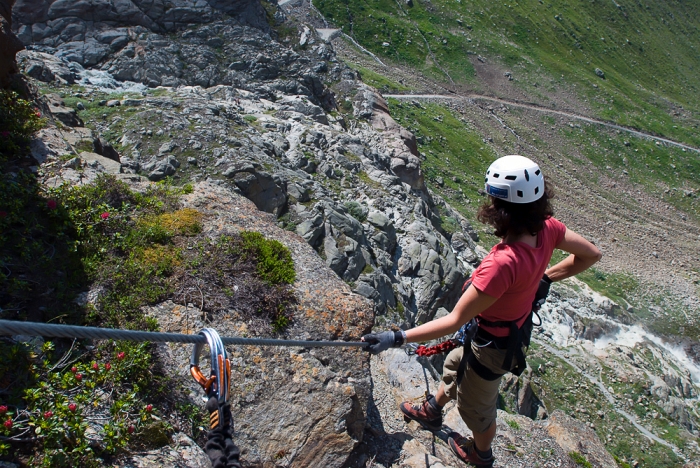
[362,155,601,468]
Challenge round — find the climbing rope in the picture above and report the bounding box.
[412,340,459,357]
[0,320,369,348]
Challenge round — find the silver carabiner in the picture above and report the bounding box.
[404,343,418,356]
[190,328,231,407]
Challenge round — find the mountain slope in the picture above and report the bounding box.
[316,0,700,145]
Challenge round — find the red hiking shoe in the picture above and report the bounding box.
[448,432,495,468]
[399,396,442,432]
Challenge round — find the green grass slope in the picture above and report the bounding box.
[317,0,700,145]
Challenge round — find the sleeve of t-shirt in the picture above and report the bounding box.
[547,217,567,248]
[470,250,515,299]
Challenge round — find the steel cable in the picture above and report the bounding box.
[0,320,368,348]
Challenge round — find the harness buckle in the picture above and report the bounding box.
[190,328,231,428]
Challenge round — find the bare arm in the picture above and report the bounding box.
[545,228,602,282]
[404,284,498,343]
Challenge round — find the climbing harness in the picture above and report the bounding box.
[404,277,546,382]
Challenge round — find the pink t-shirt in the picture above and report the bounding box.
[470,217,567,337]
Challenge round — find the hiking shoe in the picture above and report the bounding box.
[448,432,495,468]
[399,395,442,432]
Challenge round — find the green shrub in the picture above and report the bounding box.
[240,231,296,285]
[570,451,592,467]
[0,90,45,160]
[344,201,368,222]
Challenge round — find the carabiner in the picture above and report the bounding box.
[190,328,231,407]
[404,343,418,356]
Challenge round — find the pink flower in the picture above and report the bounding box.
[3,420,12,430]
[100,212,109,220]
[92,362,99,371]
[0,405,7,415]
[68,403,77,413]
[145,404,153,413]
[71,366,77,373]
[47,200,57,210]
[43,411,53,419]
[105,362,112,371]
[117,352,125,361]
[75,373,83,381]
[127,425,135,434]
[35,111,41,118]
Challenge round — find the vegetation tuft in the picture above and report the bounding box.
[0,91,45,160]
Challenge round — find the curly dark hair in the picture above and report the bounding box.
[477,179,554,238]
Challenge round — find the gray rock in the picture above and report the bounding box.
[79,152,121,174]
[325,206,363,241]
[222,161,256,177]
[324,236,348,277]
[93,137,120,162]
[158,141,177,155]
[296,214,324,246]
[343,247,366,282]
[287,182,310,202]
[595,68,605,78]
[148,156,179,181]
[231,171,287,215]
[49,104,83,127]
[63,157,81,169]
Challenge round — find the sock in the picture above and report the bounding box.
[475,446,492,460]
[427,395,443,411]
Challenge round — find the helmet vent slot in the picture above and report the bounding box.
[524,169,530,181]
[534,186,540,195]
[493,173,500,178]
[505,175,517,180]
[517,190,524,198]
[535,169,541,176]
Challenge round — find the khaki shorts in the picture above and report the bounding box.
[442,343,514,434]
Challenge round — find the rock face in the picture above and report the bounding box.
[353,84,425,190]
[147,181,374,468]
[0,0,23,88]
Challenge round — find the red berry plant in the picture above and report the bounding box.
[1,339,159,466]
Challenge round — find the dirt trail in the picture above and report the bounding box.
[384,94,700,154]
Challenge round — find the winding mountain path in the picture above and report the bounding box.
[384,93,700,154]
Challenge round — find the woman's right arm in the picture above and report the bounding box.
[545,228,602,282]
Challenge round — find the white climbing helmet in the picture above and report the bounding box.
[484,155,545,203]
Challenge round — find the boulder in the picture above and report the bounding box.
[231,170,287,215]
[296,213,324,246]
[93,137,120,162]
[48,103,83,127]
[323,236,348,277]
[148,155,179,181]
[79,151,121,174]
